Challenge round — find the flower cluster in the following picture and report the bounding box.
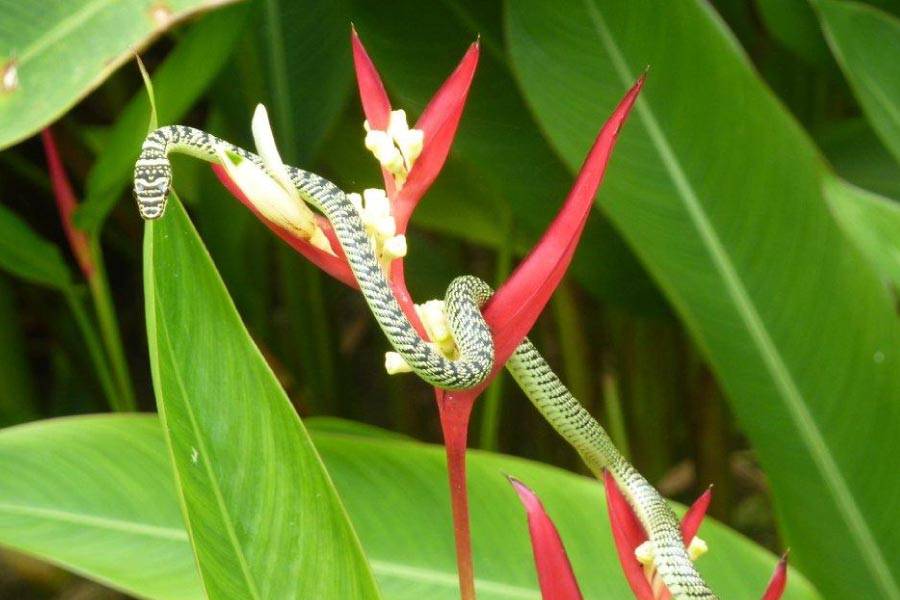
[217,105,333,254]
[347,188,406,268]
[364,109,423,188]
[385,298,458,375]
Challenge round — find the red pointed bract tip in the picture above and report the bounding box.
[351,27,391,131]
[509,476,584,600]
[393,41,480,233]
[681,486,712,543]
[483,75,645,370]
[41,128,94,278]
[761,553,789,600]
[604,471,656,599]
[212,164,357,288]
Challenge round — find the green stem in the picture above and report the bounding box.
[601,369,631,461]
[87,241,136,411]
[551,281,593,407]
[63,287,121,411]
[478,215,514,451]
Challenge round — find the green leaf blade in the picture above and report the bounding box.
[0,415,821,600]
[144,196,380,599]
[823,174,900,291]
[815,0,900,166]
[506,1,900,597]
[0,0,240,150]
[0,416,201,600]
[0,204,71,289]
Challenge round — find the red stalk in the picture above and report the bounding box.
[41,128,94,278]
[436,389,478,600]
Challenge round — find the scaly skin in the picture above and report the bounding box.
[134,126,717,599]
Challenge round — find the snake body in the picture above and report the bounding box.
[134,125,717,599]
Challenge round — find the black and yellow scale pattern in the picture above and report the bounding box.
[134,125,717,599]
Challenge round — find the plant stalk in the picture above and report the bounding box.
[87,241,136,411]
[63,287,121,411]
[438,389,477,600]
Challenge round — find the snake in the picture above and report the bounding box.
[134,125,717,599]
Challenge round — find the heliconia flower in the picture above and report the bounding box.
[212,30,643,600]
[509,477,584,600]
[604,472,788,600]
[41,128,94,278]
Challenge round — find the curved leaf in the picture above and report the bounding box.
[144,195,380,599]
[815,0,900,166]
[0,204,71,289]
[0,0,239,150]
[0,416,200,600]
[823,174,900,291]
[0,415,820,600]
[506,1,900,597]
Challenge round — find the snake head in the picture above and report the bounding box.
[133,160,171,220]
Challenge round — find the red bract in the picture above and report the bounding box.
[214,30,642,600]
[762,553,789,600]
[482,76,644,376]
[509,477,583,600]
[212,166,357,288]
[351,27,479,233]
[41,128,94,278]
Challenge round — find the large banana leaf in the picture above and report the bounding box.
[814,0,900,165]
[506,1,900,597]
[0,415,820,600]
[144,196,380,599]
[0,0,239,150]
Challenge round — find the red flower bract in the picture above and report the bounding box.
[509,477,583,600]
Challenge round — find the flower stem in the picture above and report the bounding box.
[478,222,514,451]
[601,370,631,461]
[63,287,121,411]
[552,281,594,411]
[87,242,136,411]
[437,390,477,600]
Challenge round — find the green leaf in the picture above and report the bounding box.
[343,0,666,314]
[0,416,200,600]
[0,204,71,289]
[0,276,37,425]
[0,0,240,150]
[258,0,353,165]
[144,195,380,599]
[815,0,900,165]
[823,174,900,290]
[0,415,821,600]
[755,0,834,66]
[75,4,248,233]
[506,1,900,597]
[817,117,900,199]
